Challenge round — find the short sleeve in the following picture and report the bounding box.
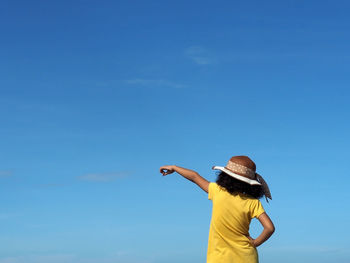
[251,199,265,218]
[208,182,219,200]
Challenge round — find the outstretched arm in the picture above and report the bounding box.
[248,212,275,247]
[160,165,210,193]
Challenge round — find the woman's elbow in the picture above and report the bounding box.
[268,225,275,234]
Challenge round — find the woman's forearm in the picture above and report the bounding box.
[172,165,199,182]
[254,227,275,247]
[160,164,209,192]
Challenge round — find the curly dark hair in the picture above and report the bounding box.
[216,171,264,199]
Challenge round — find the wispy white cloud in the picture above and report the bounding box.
[78,172,130,182]
[265,245,350,254]
[0,253,155,263]
[0,254,75,263]
[0,171,13,178]
[38,183,67,188]
[0,213,18,220]
[125,79,187,89]
[185,46,215,65]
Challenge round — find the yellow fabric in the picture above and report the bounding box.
[207,182,265,263]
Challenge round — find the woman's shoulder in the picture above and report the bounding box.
[208,182,226,200]
[208,182,220,193]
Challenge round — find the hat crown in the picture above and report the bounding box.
[228,156,256,172]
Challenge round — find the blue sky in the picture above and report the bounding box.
[1,0,350,262]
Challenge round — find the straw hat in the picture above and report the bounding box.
[212,156,272,201]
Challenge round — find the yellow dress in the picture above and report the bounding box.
[207,183,265,263]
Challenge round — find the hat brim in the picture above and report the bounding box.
[212,166,262,186]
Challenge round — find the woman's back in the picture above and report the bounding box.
[207,182,265,263]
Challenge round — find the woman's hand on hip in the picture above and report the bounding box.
[247,235,257,248]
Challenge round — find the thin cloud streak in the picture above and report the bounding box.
[0,213,18,220]
[78,172,131,182]
[125,79,187,89]
[0,254,75,263]
[0,253,154,263]
[38,183,67,188]
[0,171,13,178]
[265,245,350,254]
[185,46,215,65]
